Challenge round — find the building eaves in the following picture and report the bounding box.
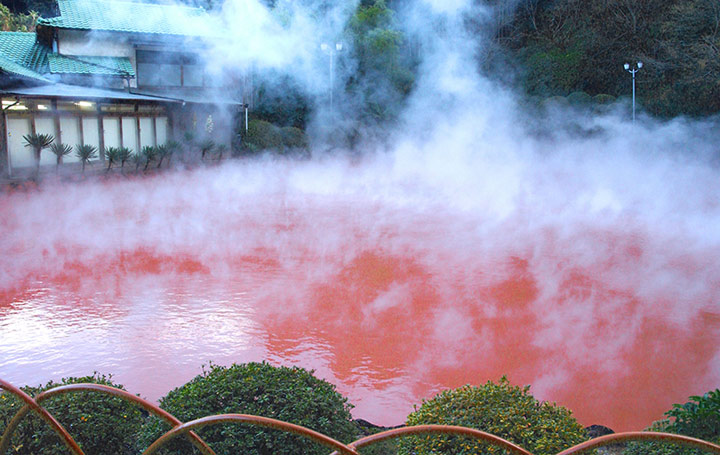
[2,82,183,102]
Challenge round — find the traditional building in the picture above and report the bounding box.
[0,0,244,176]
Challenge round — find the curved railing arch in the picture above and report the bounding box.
[0,383,216,455]
[2,377,720,455]
[141,414,359,455]
[0,378,84,455]
[335,424,534,455]
[556,432,720,455]
[340,427,720,455]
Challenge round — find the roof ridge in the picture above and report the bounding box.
[37,0,216,37]
[58,0,206,12]
[0,31,37,36]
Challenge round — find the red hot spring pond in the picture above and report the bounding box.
[0,158,719,431]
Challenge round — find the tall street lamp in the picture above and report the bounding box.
[321,42,343,111]
[624,61,643,122]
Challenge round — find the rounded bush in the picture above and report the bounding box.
[280,126,309,150]
[593,94,616,105]
[567,91,593,106]
[0,374,146,455]
[542,96,570,108]
[138,362,357,455]
[625,389,720,455]
[399,377,587,455]
[242,119,283,152]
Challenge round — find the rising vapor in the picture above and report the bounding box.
[1,0,719,431]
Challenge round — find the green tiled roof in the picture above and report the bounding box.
[0,32,49,73]
[0,54,51,82]
[38,0,214,37]
[0,31,134,79]
[48,54,134,76]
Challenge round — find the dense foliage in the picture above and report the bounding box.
[625,389,720,455]
[0,374,146,455]
[241,119,284,152]
[344,0,416,125]
[138,362,357,455]
[239,118,309,154]
[667,389,720,441]
[252,72,310,129]
[497,0,720,117]
[398,377,587,455]
[1,0,55,16]
[280,126,309,150]
[0,4,37,31]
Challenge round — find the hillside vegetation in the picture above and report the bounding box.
[493,0,720,117]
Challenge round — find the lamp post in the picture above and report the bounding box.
[321,42,343,111]
[624,61,643,122]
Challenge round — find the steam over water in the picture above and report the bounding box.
[1,150,719,430]
[1,0,720,433]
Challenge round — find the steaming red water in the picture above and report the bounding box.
[1,167,719,431]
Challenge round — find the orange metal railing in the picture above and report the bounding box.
[2,377,720,455]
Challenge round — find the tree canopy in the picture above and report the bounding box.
[499,0,720,117]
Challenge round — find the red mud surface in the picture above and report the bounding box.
[1,169,718,430]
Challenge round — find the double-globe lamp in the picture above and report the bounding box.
[624,61,643,122]
[321,43,343,111]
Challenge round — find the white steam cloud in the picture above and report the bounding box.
[1,0,719,431]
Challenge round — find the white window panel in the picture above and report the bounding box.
[103,117,121,149]
[82,116,100,152]
[156,116,168,145]
[121,117,138,154]
[34,116,57,166]
[60,117,82,163]
[6,117,32,168]
[139,117,154,148]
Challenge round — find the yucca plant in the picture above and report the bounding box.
[182,130,196,162]
[183,130,195,144]
[163,140,180,167]
[199,138,214,160]
[22,132,54,175]
[118,147,132,169]
[141,145,156,171]
[104,146,121,172]
[215,143,228,160]
[75,144,98,174]
[155,144,169,168]
[131,151,143,170]
[48,142,72,173]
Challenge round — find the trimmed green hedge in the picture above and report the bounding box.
[398,377,587,455]
[138,362,357,455]
[242,119,284,152]
[280,126,308,150]
[593,94,616,105]
[567,91,593,106]
[239,120,309,155]
[0,374,145,455]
